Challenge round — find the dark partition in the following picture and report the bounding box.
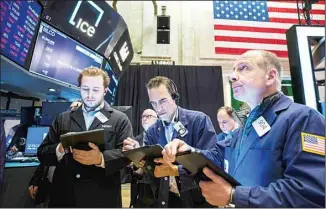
[115,65,224,136]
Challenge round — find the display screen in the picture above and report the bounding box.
[24,126,49,156]
[0,0,42,68]
[41,1,123,55]
[40,102,71,126]
[29,21,104,87]
[103,61,119,105]
[41,0,133,77]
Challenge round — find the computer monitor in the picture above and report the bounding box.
[40,102,72,126]
[21,106,42,126]
[29,21,104,87]
[0,0,42,68]
[24,126,49,156]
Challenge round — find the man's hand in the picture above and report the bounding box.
[162,139,192,163]
[123,137,140,151]
[10,145,18,152]
[199,167,233,206]
[28,185,38,200]
[153,158,179,177]
[57,143,65,154]
[72,142,102,165]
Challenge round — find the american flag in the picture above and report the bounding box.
[302,133,325,156]
[213,0,325,58]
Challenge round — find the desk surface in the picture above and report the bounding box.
[5,161,40,168]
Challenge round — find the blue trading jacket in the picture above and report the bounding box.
[202,94,325,207]
[144,106,218,207]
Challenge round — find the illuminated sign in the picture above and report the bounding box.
[41,0,134,78]
[68,1,104,37]
[151,60,175,65]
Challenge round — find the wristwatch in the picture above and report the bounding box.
[226,187,236,207]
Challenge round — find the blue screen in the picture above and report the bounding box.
[29,21,104,87]
[24,126,49,155]
[103,62,119,105]
[0,0,41,67]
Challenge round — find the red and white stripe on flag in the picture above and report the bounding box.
[213,0,325,58]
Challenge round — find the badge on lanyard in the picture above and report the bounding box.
[173,121,188,137]
[94,112,109,123]
[224,159,229,173]
[252,116,271,137]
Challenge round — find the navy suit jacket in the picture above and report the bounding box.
[144,106,218,207]
[202,94,325,207]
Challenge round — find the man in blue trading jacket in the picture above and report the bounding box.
[162,50,325,207]
[123,76,217,208]
[37,67,133,207]
[216,106,242,142]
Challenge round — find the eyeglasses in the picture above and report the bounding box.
[141,115,157,120]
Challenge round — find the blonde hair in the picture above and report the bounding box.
[77,66,110,87]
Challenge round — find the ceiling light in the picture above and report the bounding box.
[48,88,56,92]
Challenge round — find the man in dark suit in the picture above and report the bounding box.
[37,67,133,207]
[129,109,157,207]
[135,109,158,146]
[28,102,82,206]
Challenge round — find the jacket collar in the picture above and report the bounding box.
[71,101,113,131]
[233,93,293,175]
[177,106,188,127]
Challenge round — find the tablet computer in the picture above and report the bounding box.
[123,144,163,167]
[176,150,241,186]
[60,129,105,151]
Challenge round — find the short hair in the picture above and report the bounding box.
[146,76,176,96]
[77,66,110,87]
[217,106,244,126]
[248,50,283,90]
[217,106,234,117]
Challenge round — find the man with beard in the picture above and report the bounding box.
[37,67,133,207]
[128,109,158,208]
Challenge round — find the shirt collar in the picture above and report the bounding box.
[82,102,105,115]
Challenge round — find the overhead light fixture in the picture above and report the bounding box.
[48,88,56,92]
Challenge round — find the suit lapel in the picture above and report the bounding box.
[178,107,188,128]
[71,108,87,131]
[174,107,188,140]
[157,122,167,146]
[232,94,292,176]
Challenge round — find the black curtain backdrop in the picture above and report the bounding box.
[115,65,224,136]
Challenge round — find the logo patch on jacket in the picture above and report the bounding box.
[301,132,325,156]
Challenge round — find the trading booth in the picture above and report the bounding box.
[0,0,134,207]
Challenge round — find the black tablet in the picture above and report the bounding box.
[176,150,241,186]
[60,129,105,150]
[123,144,163,167]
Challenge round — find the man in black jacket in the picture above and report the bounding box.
[129,109,157,207]
[37,67,133,207]
[135,109,158,146]
[29,102,82,206]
